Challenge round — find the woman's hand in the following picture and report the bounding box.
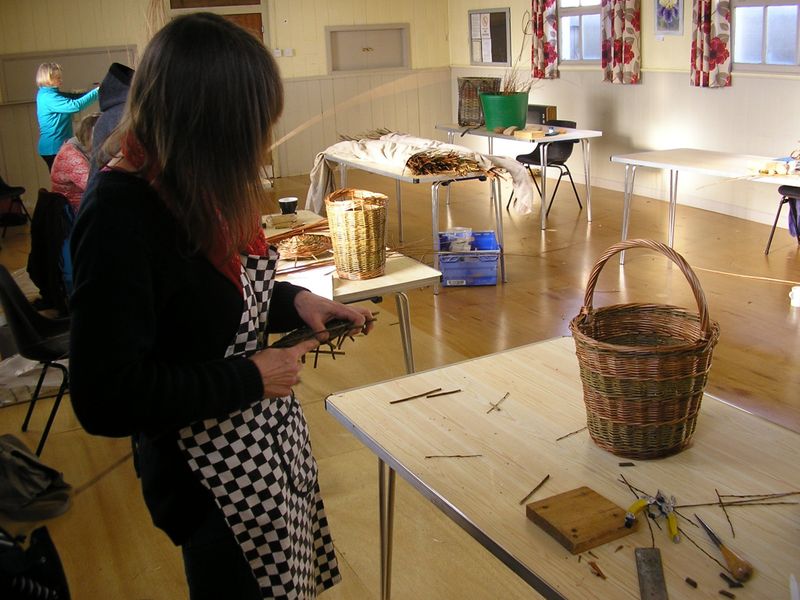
[249,338,319,398]
[294,290,375,340]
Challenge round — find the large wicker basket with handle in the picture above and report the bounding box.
[325,188,387,280]
[569,239,720,459]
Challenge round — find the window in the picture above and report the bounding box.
[733,1,800,70]
[558,0,602,61]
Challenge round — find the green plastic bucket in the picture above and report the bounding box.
[479,92,529,131]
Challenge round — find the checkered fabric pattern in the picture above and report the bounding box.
[177,248,341,599]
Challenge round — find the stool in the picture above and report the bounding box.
[765,185,800,255]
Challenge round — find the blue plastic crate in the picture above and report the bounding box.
[438,230,500,287]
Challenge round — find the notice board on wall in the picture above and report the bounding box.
[0,45,136,104]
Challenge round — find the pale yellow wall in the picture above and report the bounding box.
[267,0,451,78]
[0,0,151,58]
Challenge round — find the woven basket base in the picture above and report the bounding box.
[586,412,698,459]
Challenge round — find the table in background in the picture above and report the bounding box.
[611,148,800,263]
[437,123,603,231]
[323,152,506,291]
[326,336,798,600]
[277,250,440,375]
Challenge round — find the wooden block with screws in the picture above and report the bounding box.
[526,486,637,554]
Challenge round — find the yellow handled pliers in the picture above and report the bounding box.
[624,491,681,543]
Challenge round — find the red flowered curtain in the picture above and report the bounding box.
[532,0,559,78]
[690,0,732,87]
[601,0,642,83]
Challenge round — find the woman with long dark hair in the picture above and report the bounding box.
[70,13,372,599]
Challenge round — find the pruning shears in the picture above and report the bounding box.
[624,490,680,543]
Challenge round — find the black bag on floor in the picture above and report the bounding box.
[0,526,70,599]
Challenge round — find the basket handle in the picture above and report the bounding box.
[580,239,712,338]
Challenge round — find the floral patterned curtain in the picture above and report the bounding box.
[531,0,559,79]
[690,0,732,87]
[601,0,642,84]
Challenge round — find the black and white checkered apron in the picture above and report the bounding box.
[176,248,341,599]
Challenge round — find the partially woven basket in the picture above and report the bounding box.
[569,239,720,459]
[325,188,387,280]
[457,77,501,127]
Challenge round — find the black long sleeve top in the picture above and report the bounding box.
[70,170,306,544]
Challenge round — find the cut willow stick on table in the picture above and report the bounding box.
[518,474,551,506]
[486,391,510,414]
[389,387,442,405]
[425,389,461,399]
[265,219,330,244]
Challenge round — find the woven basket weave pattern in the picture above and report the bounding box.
[325,188,387,281]
[569,239,720,459]
[457,77,501,127]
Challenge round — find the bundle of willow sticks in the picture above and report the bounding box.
[405,149,502,178]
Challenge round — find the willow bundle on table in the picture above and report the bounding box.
[338,128,395,142]
[277,234,332,260]
[405,150,501,177]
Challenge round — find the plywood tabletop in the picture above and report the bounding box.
[326,336,799,599]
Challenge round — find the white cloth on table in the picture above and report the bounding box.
[305,133,534,216]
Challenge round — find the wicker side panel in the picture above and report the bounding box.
[457,77,501,127]
[325,188,387,280]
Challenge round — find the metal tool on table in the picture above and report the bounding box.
[635,547,668,600]
[625,490,680,543]
[694,514,754,582]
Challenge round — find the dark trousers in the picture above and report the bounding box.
[181,507,261,599]
[41,155,56,171]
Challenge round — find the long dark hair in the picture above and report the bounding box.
[116,12,283,254]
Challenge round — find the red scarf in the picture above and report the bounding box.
[120,133,267,292]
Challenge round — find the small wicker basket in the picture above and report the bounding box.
[569,239,720,459]
[457,77,501,127]
[324,188,387,280]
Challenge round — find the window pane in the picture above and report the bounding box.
[582,14,601,59]
[560,0,580,8]
[581,0,601,5]
[766,5,798,65]
[733,6,763,64]
[560,15,581,60]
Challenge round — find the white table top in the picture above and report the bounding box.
[323,152,490,185]
[278,253,441,304]
[436,122,603,145]
[327,336,799,599]
[611,148,800,186]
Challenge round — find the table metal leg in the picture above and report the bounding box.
[668,169,679,248]
[378,459,396,600]
[540,144,549,230]
[492,178,507,283]
[339,164,347,188]
[619,164,637,265]
[432,182,441,295]
[396,180,404,243]
[581,139,592,222]
[377,293,415,600]
[394,291,415,374]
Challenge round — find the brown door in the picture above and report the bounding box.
[223,13,263,42]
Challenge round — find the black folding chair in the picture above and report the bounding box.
[0,265,69,456]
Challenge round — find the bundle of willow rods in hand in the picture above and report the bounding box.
[405,150,501,177]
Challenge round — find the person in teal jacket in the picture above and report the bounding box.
[36,63,98,171]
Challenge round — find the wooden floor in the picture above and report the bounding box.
[0,172,798,599]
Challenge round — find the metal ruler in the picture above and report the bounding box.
[635,547,669,600]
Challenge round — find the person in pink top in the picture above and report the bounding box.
[50,113,100,211]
